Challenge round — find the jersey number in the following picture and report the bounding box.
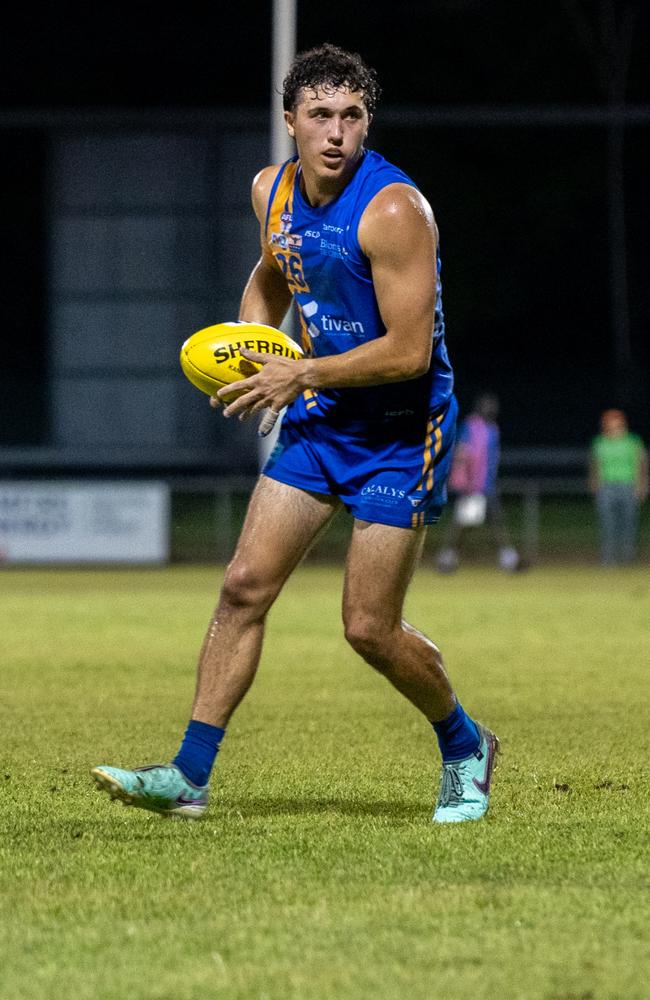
[274,250,310,295]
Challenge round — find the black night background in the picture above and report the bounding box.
[2,1,648,453]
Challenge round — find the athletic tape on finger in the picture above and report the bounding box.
[258,409,279,437]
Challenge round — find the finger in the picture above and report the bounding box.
[226,392,271,420]
[222,394,258,419]
[244,397,272,417]
[258,409,280,437]
[222,398,245,418]
[239,348,272,364]
[217,379,254,401]
[209,396,223,409]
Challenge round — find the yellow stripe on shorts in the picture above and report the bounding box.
[416,412,444,496]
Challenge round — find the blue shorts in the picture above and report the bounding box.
[263,394,458,528]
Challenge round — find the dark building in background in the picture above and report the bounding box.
[1,2,648,467]
[1,132,48,445]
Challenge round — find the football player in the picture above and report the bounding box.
[93,44,499,824]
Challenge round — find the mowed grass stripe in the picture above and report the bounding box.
[0,566,648,1000]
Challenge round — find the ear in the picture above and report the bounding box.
[284,111,295,139]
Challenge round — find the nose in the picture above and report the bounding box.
[327,116,343,144]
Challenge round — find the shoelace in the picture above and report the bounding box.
[438,764,464,808]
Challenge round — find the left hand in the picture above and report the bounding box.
[216,348,307,421]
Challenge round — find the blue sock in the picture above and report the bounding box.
[173,720,225,787]
[432,702,480,762]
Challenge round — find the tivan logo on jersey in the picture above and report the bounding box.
[320,315,365,335]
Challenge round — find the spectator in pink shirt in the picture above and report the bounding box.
[436,394,521,572]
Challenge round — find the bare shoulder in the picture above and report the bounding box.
[251,165,284,223]
[358,182,437,257]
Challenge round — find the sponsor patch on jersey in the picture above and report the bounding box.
[407,492,427,508]
[320,239,347,259]
[360,483,407,505]
[320,315,365,336]
[270,232,303,250]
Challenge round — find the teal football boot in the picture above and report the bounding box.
[91,763,208,819]
[432,724,500,824]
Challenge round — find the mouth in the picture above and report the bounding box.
[322,149,344,164]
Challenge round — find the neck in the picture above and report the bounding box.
[300,174,345,207]
[299,151,364,207]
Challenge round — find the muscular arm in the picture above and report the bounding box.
[219,183,439,416]
[238,167,293,328]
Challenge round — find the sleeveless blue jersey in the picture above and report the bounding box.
[265,149,453,425]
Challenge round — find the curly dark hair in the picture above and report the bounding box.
[282,43,381,116]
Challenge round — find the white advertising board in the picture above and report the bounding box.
[0,481,170,564]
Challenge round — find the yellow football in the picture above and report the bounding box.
[179,322,304,397]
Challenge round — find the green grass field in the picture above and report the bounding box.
[1,565,649,1000]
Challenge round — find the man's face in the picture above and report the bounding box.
[284,86,370,182]
[602,412,626,436]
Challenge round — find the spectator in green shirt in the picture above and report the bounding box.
[589,409,649,566]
